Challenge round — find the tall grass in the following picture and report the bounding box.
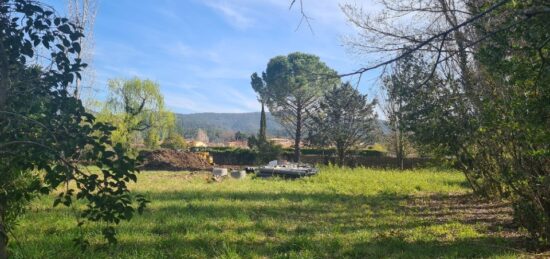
[10,167,520,258]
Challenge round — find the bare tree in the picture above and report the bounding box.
[196,129,209,144]
[340,0,550,79]
[292,0,547,81]
[67,0,97,100]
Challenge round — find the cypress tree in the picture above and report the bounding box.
[259,102,267,143]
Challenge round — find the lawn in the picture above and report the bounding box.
[10,166,526,258]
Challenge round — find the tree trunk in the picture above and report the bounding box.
[74,77,81,99]
[0,35,8,112]
[0,215,8,259]
[392,118,404,170]
[0,235,6,259]
[438,0,478,108]
[337,146,345,167]
[0,228,8,259]
[394,128,400,169]
[294,106,302,162]
[397,97,404,170]
[397,127,404,170]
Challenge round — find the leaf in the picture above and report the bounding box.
[58,24,71,34]
[72,42,81,53]
[123,207,134,220]
[39,186,50,195]
[128,174,137,183]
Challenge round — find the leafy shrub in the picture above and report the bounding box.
[0,1,148,252]
[161,134,188,150]
[255,141,283,164]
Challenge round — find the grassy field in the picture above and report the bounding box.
[10,166,526,258]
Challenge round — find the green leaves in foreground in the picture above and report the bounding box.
[0,0,148,252]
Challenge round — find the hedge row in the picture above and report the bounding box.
[208,149,257,165]
[190,147,386,165]
[192,147,385,156]
[288,148,386,157]
[299,156,434,169]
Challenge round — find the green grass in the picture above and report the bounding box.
[10,166,523,258]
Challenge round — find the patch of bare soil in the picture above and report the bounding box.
[139,149,213,171]
[406,193,550,256]
[407,193,516,235]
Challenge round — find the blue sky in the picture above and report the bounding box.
[47,0,381,114]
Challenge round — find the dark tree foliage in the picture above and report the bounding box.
[470,0,550,244]
[382,54,434,169]
[246,134,283,164]
[310,82,377,166]
[384,0,550,245]
[0,0,148,256]
[296,0,549,245]
[251,72,268,142]
[259,104,267,141]
[262,52,340,162]
[234,131,247,141]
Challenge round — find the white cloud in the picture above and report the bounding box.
[198,0,370,36]
[164,85,260,113]
[91,0,384,114]
[202,1,255,29]
[222,86,261,111]
[167,42,194,58]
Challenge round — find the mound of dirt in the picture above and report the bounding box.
[139,150,213,171]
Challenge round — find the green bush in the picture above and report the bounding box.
[256,141,283,164]
[161,134,188,150]
[355,149,386,157]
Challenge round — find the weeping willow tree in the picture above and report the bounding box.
[97,78,175,151]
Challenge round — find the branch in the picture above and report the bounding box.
[421,31,448,86]
[290,0,313,33]
[0,110,59,144]
[419,15,528,83]
[338,0,511,78]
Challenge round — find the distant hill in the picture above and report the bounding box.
[175,112,289,141]
[176,112,389,142]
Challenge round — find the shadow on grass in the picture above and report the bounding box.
[132,190,524,257]
[345,236,523,258]
[12,189,530,258]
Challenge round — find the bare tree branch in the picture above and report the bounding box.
[339,0,511,78]
[289,0,313,33]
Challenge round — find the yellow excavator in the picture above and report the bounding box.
[194,151,214,165]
